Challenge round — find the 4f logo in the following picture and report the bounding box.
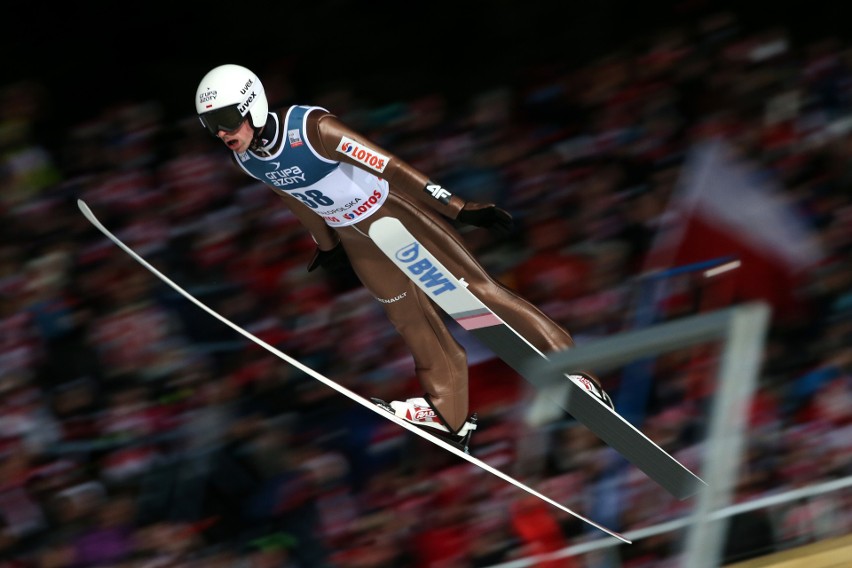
[424,183,452,204]
[395,242,456,295]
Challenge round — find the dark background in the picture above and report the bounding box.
[1,1,850,565]
[4,0,851,132]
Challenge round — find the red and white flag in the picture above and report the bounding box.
[645,138,824,316]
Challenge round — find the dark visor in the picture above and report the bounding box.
[199,104,245,136]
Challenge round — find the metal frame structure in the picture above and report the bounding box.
[515,301,772,567]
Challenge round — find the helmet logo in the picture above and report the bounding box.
[198,89,217,106]
[238,92,256,114]
[196,67,266,125]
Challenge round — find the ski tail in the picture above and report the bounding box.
[77,199,630,544]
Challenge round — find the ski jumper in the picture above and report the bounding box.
[234,105,576,432]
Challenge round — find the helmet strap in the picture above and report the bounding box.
[249,113,276,153]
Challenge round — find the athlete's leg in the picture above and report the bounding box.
[337,225,470,432]
[378,194,576,354]
[361,196,611,412]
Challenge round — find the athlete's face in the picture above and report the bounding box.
[218,119,253,153]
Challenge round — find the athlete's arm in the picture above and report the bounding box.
[225,151,342,249]
[277,194,341,251]
[305,110,471,220]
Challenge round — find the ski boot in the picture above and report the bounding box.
[567,372,615,411]
[371,396,478,454]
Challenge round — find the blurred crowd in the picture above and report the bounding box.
[2,9,852,568]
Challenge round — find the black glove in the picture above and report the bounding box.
[307,242,350,272]
[456,202,514,235]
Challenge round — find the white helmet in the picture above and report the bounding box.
[195,64,269,135]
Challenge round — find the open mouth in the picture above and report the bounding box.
[226,139,240,149]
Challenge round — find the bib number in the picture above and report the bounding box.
[292,190,334,209]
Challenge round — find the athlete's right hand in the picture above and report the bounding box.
[457,202,514,235]
[307,242,350,272]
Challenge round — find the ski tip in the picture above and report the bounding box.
[77,199,94,220]
[77,200,108,233]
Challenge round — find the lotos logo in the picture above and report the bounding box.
[394,242,456,296]
[339,189,382,220]
[335,136,389,173]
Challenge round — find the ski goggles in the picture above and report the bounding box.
[198,104,246,136]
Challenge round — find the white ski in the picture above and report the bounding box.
[368,216,706,500]
[77,200,629,544]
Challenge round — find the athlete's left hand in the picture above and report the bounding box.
[307,242,350,272]
[457,202,513,235]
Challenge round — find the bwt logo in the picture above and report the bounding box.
[394,243,456,295]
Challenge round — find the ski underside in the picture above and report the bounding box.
[368,216,706,502]
[77,200,629,544]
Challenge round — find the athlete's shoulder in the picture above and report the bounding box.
[286,104,331,116]
[276,105,330,129]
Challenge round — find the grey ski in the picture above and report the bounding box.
[368,216,706,500]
